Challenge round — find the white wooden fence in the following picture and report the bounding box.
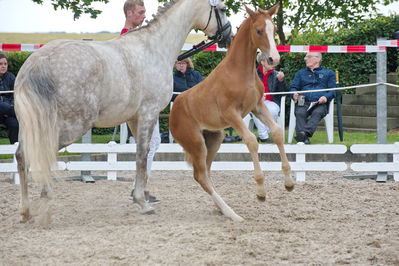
[350,142,399,182]
[1,142,398,184]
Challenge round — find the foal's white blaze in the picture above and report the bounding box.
[265,19,280,66]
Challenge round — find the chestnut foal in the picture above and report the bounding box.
[170,4,295,222]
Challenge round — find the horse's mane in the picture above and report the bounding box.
[126,0,178,34]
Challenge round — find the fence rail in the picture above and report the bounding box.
[1,142,398,185]
[350,142,399,181]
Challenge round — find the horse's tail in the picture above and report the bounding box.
[15,69,59,188]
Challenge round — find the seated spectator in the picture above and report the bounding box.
[251,52,288,143]
[0,53,19,144]
[290,52,336,144]
[172,57,204,101]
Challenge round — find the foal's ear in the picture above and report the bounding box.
[245,5,257,19]
[267,3,280,16]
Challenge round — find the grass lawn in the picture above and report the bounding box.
[224,129,399,146]
[0,130,397,146]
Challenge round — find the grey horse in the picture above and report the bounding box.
[14,0,232,224]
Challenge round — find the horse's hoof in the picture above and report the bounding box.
[285,184,295,192]
[257,195,266,202]
[20,210,32,223]
[20,215,32,223]
[141,208,155,215]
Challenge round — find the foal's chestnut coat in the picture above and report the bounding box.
[170,5,295,221]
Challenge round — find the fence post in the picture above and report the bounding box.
[295,142,306,182]
[394,142,399,182]
[81,130,95,183]
[13,147,20,184]
[107,141,117,181]
[376,37,388,182]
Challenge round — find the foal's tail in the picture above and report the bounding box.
[14,71,59,188]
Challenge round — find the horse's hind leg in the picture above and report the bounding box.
[16,143,31,223]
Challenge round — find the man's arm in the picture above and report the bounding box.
[290,71,302,101]
[323,70,336,102]
[275,70,287,92]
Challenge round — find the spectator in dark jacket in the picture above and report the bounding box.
[0,53,19,144]
[290,52,336,144]
[172,57,204,101]
[251,52,287,143]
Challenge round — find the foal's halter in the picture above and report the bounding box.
[177,4,231,61]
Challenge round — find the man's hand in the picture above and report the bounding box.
[276,71,284,81]
[318,96,327,104]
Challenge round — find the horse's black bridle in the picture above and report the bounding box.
[177,4,232,61]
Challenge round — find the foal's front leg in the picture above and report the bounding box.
[252,102,295,191]
[228,113,266,200]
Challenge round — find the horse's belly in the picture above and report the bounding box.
[94,111,135,128]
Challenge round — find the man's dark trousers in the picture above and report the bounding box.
[294,102,328,137]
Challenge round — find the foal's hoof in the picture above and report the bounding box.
[285,184,295,192]
[257,195,266,202]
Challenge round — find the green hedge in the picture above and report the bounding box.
[5,52,32,76]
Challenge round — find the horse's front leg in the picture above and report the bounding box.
[252,102,295,191]
[132,116,157,214]
[228,112,266,200]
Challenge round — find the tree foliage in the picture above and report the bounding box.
[31,0,397,42]
[31,0,109,20]
[225,0,397,44]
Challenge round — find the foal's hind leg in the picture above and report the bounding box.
[172,115,243,221]
[252,102,295,191]
[16,144,31,223]
[188,132,244,222]
[203,130,225,173]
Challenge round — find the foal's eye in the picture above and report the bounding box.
[220,6,227,13]
[256,29,263,36]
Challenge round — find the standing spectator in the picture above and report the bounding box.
[121,0,160,204]
[171,57,204,101]
[0,53,19,144]
[251,52,287,143]
[121,0,146,35]
[290,52,336,144]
